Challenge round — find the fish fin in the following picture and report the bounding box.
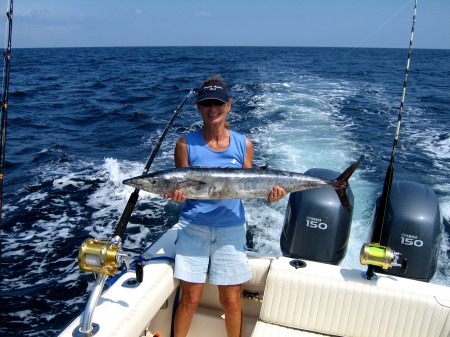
[334,156,363,188]
[336,189,351,212]
[333,156,363,211]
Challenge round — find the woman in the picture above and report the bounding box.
[168,75,285,337]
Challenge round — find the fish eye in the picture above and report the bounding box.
[150,179,157,185]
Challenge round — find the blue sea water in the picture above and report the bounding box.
[0,47,449,336]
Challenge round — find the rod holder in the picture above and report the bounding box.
[73,274,107,337]
[74,236,127,336]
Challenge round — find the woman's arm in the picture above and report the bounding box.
[243,137,254,169]
[175,136,189,168]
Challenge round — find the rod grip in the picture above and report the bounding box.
[113,190,139,239]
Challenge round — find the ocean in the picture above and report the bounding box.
[0,47,449,336]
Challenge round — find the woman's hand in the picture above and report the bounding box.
[164,189,186,203]
[268,185,286,203]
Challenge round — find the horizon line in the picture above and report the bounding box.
[11,45,449,51]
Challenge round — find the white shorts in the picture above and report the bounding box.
[174,221,252,285]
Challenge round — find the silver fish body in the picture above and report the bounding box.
[123,161,359,200]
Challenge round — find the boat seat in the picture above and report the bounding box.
[251,257,450,337]
[251,322,333,336]
[60,260,179,337]
[199,255,272,318]
[245,254,273,291]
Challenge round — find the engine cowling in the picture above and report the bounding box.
[371,180,441,281]
[280,168,353,265]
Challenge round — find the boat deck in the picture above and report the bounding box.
[60,226,450,337]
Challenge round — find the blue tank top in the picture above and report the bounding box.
[179,129,247,227]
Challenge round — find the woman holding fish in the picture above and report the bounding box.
[167,75,286,337]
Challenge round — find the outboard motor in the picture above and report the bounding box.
[370,180,441,281]
[280,168,353,265]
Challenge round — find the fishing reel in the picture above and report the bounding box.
[78,236,128,276]
[360,243,408,280]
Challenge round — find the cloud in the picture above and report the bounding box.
[195,11,212,17]
[131,6,142,17]
[18,9,87,25]
[29,9,53,21]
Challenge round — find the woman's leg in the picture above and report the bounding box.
[174,281,204,337]
[218,284,243,337]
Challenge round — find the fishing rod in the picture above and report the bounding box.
[362,0,417,279]
[112,88,196,240]
[76,89,196,335]
[0,0,13,225]
[80,89,196,272]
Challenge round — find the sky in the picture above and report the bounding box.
[2,0,450,49]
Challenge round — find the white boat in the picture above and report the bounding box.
[59,216,450,337]
[57,3,450,335]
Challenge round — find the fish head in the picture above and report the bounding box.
[123,170,180,195]
[143,171,181,195]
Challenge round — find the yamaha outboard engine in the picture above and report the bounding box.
[280,168,353,265]
[371,180,441,281]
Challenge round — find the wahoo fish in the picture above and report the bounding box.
[123,157,362,208]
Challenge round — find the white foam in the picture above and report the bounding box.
[14,310,33,319]
[240,73,449,285]
[243,76,371,262]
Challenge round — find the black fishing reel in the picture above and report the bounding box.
[360,243,408,280]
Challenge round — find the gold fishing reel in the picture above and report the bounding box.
[360,243,402,270]
[78,236,128,276]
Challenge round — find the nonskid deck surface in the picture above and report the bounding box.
[146,307,258,337]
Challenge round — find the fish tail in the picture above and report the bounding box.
[333,156,363,211]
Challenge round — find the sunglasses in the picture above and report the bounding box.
[198,99,226,107]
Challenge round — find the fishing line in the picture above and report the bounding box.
[345,0,414,56]
[371,0,417,245]
[0,0,13,225]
